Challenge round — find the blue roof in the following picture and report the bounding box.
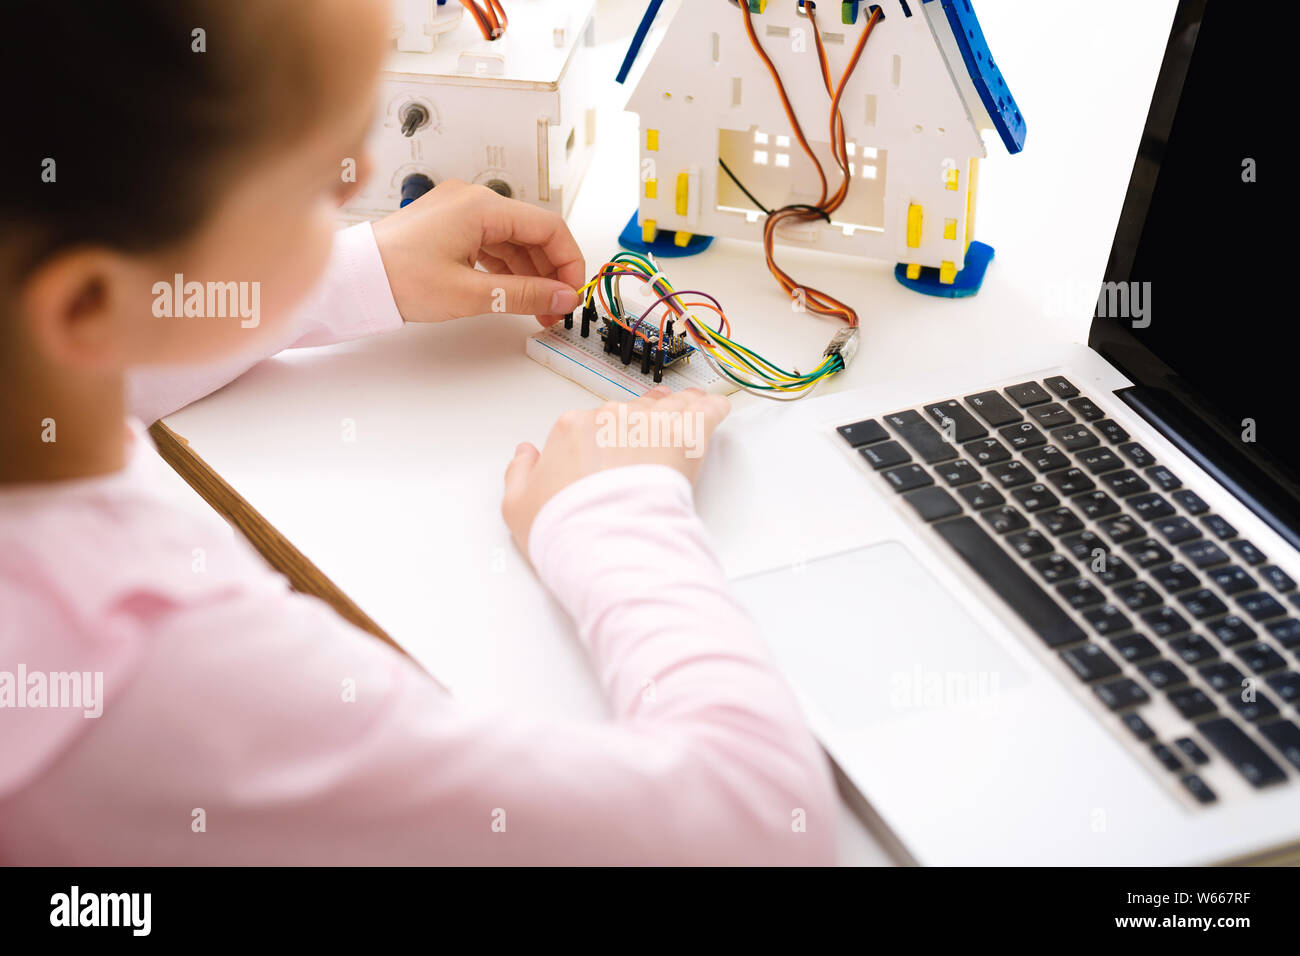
[927,0,1027,154]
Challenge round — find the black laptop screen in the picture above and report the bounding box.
[1091,0,1295,495]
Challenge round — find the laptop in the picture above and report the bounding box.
[704,0,1300,865]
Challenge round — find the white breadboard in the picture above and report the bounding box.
[527,322,737,400]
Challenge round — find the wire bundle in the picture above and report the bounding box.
[736,0,883,329]
[460,0,508,40]
[576,251,843,399]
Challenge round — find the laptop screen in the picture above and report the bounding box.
[1089,0,1299,535]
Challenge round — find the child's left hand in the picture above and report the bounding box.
[371,179,585,328]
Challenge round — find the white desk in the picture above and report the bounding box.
[162,0,1177,864]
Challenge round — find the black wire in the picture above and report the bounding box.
[718,158,772,216]
[717,159,831,223]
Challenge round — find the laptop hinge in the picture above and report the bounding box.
[1116,385,1300,554]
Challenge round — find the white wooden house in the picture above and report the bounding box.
[622,0,1025,286]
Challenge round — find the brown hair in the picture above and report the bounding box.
[2,0,323,277]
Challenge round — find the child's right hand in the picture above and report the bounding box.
[502,386,731,555]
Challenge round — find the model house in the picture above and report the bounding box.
[622,0,1025,289]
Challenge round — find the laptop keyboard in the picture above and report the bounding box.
[838,376,1300,806]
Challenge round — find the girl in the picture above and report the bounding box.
[0,0,835,864]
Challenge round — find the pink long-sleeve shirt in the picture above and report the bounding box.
[0,224,836,865]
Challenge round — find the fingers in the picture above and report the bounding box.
[476,191,586,292]
[470,270,581,319]
[503,441,540,499]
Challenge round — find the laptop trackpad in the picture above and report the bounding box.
[732,541,1029,729]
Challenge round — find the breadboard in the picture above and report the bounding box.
[527,322,737,400]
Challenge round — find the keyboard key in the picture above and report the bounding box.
[837,419,889,447]
[1118,443,1156,469]
[1260,565,1296,593]
[1094,677,1151,711]
[1179,589,1228,620]
[1266,672,1300,703]
[1030,553,1079,584]
[1122,711,1156,740]
[1028,403,1075,429]
[1101,470,1150,498]
[1175,737,1210,765]
[934,458,981,487]
[1043,375,1080,399]
[861,441,911,470]
[1237,641,1287,674]
[1199,717,1286,787]
[1258,720,1300,771]
[1151,742,1184,771]
[1114,581,1162,611]
[1081,604,1131,636]
[1112,632,1161,662]
[1179,539,1229,569]
[1022,444,1071,473]
[1067,396,1104,421]
[1144,466,1181,491]
[1004,381,1052,407]
[1169,634,1219,665]
[1167,686,1217,720]
[933,517,1087,648]
[1038,507,1084,537]
[1140,659,1188,690]
[1237,592,1287,622]
[1208,565,1256,596]
[1141,606,1190,637]
[1077,448,1123,475]
[1061,530,1105,562]
[1199,661,1246,694]
[964,390,1022,426]
[904,487,963,522]
[958,481,1004,510]
[1092,555,1136,586]
[1060,642,1123,681]
[1047,468,1095,496]
[1265,618,1300,650]
[1153,516,1200,544]
[1007,530,1053,559]
[1057,579,1106,610]
[1171,489,1209,515]
[1094,419,1130,444]
[961,437,1010,465]
[1200,514,1237,540]
[1227,691,1279,723]
[922,401,988,443]
[1152,562,1200,594]
[1181,774,1217,804]
[1073,491,1120,520]
[987,459,1035,489]
[1230,540,1268,566]
[1207,616,1256,647]
[1011,484,1058,513]
[998,421,1047,451]
[1128,492,1175,520]
[981,506,1028,534]
[1098,514,1143,543]
[1124,538,1173,570]
[1050,424,1099,451]
[881,463,933,493]
[884,410,958,464]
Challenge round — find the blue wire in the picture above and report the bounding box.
[615,0,664,85]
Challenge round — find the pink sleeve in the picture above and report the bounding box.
[126,222,405,424]
[2,468,837,865]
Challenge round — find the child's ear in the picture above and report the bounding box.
[19,248,136,369]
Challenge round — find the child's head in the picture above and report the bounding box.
[2,0,390,374]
